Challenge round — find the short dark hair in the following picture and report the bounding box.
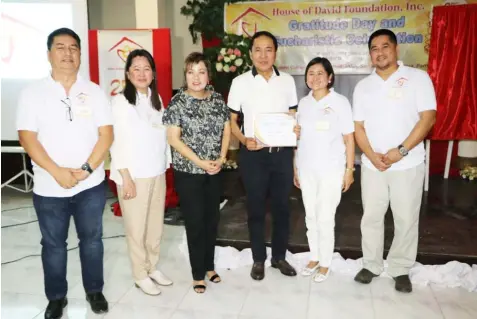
[250,31,278,52]
[47,28,81,51]
[304,57,335,89]
[123,49,162,111]
[183,52,211,87]
[368,29,397,50]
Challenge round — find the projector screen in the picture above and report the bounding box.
[1,0,89,141]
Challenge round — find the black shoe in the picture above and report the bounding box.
[86,292,108,314]
[271,259,297,277]
[354,268,379,284]
[44,298,67,319]
[250,262,265,280]
[394,275,412,293]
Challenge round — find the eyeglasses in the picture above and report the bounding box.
[61,98,73,122]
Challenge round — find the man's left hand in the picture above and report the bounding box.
[383,148,403,165]
[71,168,90,181]
[293,124,301,140]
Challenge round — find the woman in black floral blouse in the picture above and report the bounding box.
[163,52,231,294]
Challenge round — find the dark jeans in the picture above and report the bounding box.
[174,170,221,281]
[33,182,106,301]
[239,147,294,262]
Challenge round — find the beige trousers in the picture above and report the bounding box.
[361,163,425,277]
[118,174,166,281]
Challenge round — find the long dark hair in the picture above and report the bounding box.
[123,49,162,111]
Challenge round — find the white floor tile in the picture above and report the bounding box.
[33,298,106,319]
[240,289,308,319]
[104,303,174,319]
[370,277,444,319]
[171,309,238,319]
[1,292,45,319]
[431,284,477,319]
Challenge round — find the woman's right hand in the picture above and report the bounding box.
[293,172,300,189]
[122,176,137,200]
[199,160,218,173]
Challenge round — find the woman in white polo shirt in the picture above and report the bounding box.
[110,49,172,295]
[294,57,355,282]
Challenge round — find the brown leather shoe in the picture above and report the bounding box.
[354,268,378,284]
[250,262,265,280]
[271,259,297,276]
[394,275,412,293]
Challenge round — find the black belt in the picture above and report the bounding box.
[263,147,281,153]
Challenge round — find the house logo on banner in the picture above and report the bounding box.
[108,37,144,63]
[231,7,271,37]
[98,30,153,96]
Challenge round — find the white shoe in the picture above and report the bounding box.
[149,270,173,286]
[135,277,161,295]
[301,263,320,276]
[313,269,330,283]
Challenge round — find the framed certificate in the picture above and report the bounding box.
[254,112,297,147]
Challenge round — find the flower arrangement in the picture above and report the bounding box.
[460,166,477,181]
[204,33,252,94]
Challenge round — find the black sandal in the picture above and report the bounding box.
[208,274,221,283]
[193,284,206,293]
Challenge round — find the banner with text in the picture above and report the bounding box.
[97,30,153,96]
[224,0,476,74]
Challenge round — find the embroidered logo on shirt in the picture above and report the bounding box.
[395,77,408,87]
[76,92,88,104]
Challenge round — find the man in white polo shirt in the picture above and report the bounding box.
[17,28,113,318]
[228,31,299,280]
[353,29,436,293]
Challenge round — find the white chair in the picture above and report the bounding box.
[424,140,454,192]
[1,146,33,193]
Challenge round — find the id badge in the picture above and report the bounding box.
[388,88,403,99]
[75,105,92,118]
[316,121,330,131]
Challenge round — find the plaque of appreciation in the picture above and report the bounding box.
[254,112,297,147]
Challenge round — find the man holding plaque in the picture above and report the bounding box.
[228,31,299,280]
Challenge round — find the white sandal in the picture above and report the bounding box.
[300,263,320,276]
[313,268,330,283]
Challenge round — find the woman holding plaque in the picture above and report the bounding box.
[294,57,355,283]
[163,52,231,294]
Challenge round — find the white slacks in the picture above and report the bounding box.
[361,163,425,277]
[299,169,344,267]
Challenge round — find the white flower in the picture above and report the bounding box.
[223,65,230,73]
[234,58,243,67]
[216,63,223,72]
[230,54,236,60]
[224,57,231,63]
[220,48,226,55]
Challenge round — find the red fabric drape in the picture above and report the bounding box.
[427,4,477,140]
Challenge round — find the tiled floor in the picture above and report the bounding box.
[2,188,476,319]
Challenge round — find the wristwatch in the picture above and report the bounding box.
[81,162,93,174]
[398,144,409,157]
[345,167,355,173]
[219,156,227,165]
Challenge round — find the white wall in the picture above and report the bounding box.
[88,0,201,89]
[166,0,203,89]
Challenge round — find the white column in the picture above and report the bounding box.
[135,0,167,28]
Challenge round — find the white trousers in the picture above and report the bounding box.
[299,169,344,267]
[361,163,425,277]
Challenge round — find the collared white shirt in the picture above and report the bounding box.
[16,75,113,197]
[228,66,298,137]
[296,89,354,173]
[110,91,170,185]
[353,61,436,171]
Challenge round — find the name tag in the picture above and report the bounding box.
[388,88,403,100]
[75,105,92,118]
[316,121,330,131]
[151,122,164,129]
